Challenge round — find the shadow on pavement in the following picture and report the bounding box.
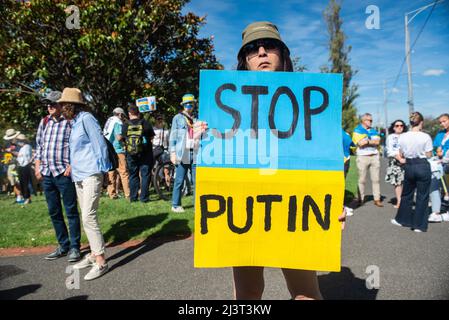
[103,213,169,246]
[318,267,379,300]
[0,284,41,300]
[65,295,89,300]
[107,219,191,273]
[0,265,27,281]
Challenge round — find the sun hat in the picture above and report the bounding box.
[16,133,28,141]
[238,21,289,58]
[3,129,20,140]
[57,88,85,105]
[42,90,62,104]
[180,94,197,106]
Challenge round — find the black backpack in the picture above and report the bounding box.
[126,120,144,156]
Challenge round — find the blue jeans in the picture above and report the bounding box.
[43,174,80,251]
[395,159,431,231]
[127,154,153,202]
[172,162,196,208]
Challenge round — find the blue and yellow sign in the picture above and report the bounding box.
[194,70,344,271]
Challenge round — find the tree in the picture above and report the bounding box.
[322,0,358,132]
[291,56,307,72]
[0,0,222,135]
[423,116,441,138]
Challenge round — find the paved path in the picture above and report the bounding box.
[1,159,449,300]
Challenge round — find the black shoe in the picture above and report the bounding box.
[45,247,68,260]
[67,248,81,262]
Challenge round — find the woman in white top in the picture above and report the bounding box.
[15,134,33,204]
[391,112,433,232]
[385,120,407,208]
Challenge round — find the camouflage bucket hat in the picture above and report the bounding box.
[238,21,289,58]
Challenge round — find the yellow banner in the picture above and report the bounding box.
[194,167,344,271]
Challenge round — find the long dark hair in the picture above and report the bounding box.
[388,119,408,134]
[237,45,293,72]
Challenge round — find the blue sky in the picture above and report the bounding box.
[184,0,449,127]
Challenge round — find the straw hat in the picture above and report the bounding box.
[16,134,28,141]
[3,129,20,140]
[57,88,85,105]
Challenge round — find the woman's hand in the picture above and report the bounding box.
[193,121,208,140]
[170,152,177,165]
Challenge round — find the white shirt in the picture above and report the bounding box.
[17,144,33,167]
[153,127,169,148]
[398,131,433,159]
[103,116,122,140]
[386,133,401,157]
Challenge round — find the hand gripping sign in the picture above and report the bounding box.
[194,70,344,271]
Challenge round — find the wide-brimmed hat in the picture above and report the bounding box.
[238,21,289,58]
[16,134,28,141]
[57,88,85,105]
[180,94,197,106]
[3,129,20,140]
[42,90,62,104]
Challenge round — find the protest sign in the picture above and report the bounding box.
[194,70,344,271]
[136,96,156,113]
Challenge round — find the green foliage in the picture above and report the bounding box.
[322,0,358,131]
[0,0,222,136]
[423,116,442,138]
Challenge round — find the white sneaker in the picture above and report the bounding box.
[441,212,449,222]
[84,262,109,281]
[413,229,423,233]
[428,212,443,223]
[171,206,185,213]
[73,254,96,270]
[344,207,354,217]
[391,219,403,227]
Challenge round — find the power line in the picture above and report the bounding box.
[387,1,438,99]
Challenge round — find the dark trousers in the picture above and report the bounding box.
[43,173,80,251]
[127,153,153,202]
[395,158,431,231]
[18,164,32,199]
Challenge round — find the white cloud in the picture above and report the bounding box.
[392,87,399,93]
[423,69,446,76]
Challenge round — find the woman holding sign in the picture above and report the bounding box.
[231,21,342,300]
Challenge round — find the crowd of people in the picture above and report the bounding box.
[345,112,449,233]
[0,20,447,299]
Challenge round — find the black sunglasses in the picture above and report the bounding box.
[242,39,282,59]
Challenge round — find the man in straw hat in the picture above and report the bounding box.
[60,87,111,281]
[35,90,82,262]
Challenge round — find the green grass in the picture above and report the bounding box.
[0,161,358,248]
[0,192,194,248]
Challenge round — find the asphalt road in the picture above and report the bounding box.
[1,159,449,300]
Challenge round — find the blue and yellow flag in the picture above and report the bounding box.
[195,70,344,271]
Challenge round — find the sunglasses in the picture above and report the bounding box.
[184,103,194,109]
[364,119,373,122]
[242,39,282,59]
[47,103,59,108]
[394,124,404,127]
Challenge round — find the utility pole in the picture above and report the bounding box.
[383,80,388,141]
[404,14,414,115]
[404,0,445,115]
